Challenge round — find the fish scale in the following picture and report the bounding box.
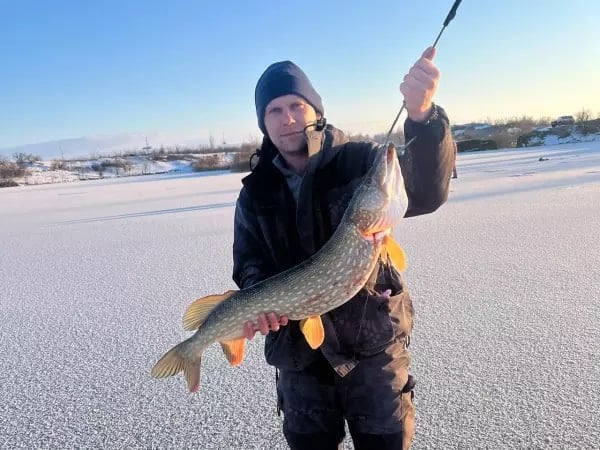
[152,144,409,392]
[204,224,380,336]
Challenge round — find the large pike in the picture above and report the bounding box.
[151,143,409,392]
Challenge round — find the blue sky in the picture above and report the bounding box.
[1,0,599,148]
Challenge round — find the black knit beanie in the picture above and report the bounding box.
[255,60,324,136]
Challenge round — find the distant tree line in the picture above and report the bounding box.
[2,109,599,187]
[0,153,43,187]
[456,108,600,150]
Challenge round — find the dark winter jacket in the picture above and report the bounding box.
[232,107,454,376]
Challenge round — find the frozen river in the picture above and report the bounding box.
[1,142,599,449]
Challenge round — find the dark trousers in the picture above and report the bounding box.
[277,343,415,450]
[284,428,405,450]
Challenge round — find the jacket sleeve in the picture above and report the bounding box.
[401,105,455,217]
[232,189,275,289]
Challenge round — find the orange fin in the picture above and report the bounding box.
[220,338,246,366]
[300,315,325,350]
[182,290,237,331]
[151,341,202,393]
[382,235,407,271]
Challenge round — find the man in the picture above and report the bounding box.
[232,48,454,450]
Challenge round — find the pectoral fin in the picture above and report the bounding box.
[382,235,407,271]
[300,316,325,350]
[182,290,237,331]
[220,338,246,366]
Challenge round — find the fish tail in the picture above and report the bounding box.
[151,341,202,393]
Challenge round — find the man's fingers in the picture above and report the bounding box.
[422,46,436,61]
[247,312,289,337]
[405,70,437,91]
[257,313,270,335]
[399,78,434,100]
[267,312,280,332]
[243,321,256,340]
[413,58,440,79]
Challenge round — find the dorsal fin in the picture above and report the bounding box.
[219,338,246,366]
[182,290,237,331]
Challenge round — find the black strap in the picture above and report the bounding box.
[402,374,417,393]
[249,149,260,171]
[275,368,281,416]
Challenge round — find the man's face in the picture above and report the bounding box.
[264,94,318,157]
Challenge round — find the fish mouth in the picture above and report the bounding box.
[384,144,403,194]
[362,228,392,242]
[387,146,405,202]
[361,145,405,238]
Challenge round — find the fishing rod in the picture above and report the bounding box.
[385,0,463,146]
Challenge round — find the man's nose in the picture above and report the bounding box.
[282,110,295,125]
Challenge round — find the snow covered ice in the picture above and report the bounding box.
[1,142,599,449]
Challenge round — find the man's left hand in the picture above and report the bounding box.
[243,312,289,339]
[400,46,440,122]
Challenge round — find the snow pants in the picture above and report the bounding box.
[277,340,415,450]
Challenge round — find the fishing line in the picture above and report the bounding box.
[384,0,463,145]
[352,1,463,351]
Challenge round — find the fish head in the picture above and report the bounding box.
[347,144,408,239]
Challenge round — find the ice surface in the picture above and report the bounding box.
[1,142,599,449]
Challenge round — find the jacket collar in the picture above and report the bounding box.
[242,124,349,195]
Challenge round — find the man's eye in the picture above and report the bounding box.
[268,108,281,115]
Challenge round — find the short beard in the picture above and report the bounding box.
[276,137,308,156]
[286,143,308,156]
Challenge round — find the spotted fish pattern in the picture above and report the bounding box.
[151,144,409,392]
